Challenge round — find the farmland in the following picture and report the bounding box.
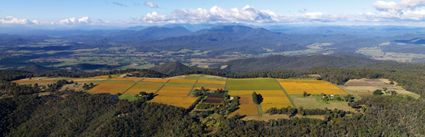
[14,74,390,120]
[342,78,420,99]
[278,79,347,95]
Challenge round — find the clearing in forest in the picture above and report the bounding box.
[342,78,420,99]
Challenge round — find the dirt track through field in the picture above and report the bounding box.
[275,79,296,107]
[187,76,201,96]
[154,79,170,94]
[121,78,144,94]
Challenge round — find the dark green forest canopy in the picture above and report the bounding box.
[1,92,424,136]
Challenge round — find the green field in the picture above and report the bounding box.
[119,94,139,102]
[289,95,354,112]
[226,78,281,90]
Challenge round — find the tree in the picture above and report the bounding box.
[303,91,310,97]
[373,89,383,96]
[252,92,263,105]
[138,91,156,100]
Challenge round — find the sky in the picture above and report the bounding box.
[1,0,425,26]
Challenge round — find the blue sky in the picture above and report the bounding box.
[1,0,425,26]
[0,0,374,19]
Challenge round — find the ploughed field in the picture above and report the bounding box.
[14,74,350,118]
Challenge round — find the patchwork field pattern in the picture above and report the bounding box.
[152,77,199,108]
[227,78,292,116]
[14,74,352,112]
[278,79,347,95]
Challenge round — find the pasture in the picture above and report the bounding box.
[289,95,355,112]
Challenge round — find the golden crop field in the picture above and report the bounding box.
[89,80,135,94]
[151,96,198,108]
[233,95,259,116]
[143,78,169,83]
[168,78,197,84]
[125,81,166,95]
[261,96,293,112]
[194,79,226,91]
[230,90,293,111]
[157,86,193,96]
[278,79,347,95]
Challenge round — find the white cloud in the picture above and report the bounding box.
[0,16,39,25]
[144,1,158,8]
[374,1,399,11]
[141,5,279,24]
[57,16,92,25]
[372,0,425,21]
[400,0,425,8]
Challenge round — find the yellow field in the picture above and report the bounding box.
[142,78,169,83]
[229,90,293,111]
[168,78,196,84]
[125,81,165,95]
[261,96,293,111]
[278,79,347,95]
[233,95,259,116]
[151,96,198,108]
[89,80,135,94]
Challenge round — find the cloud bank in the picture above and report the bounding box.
[372,0,425,21]
[141,5,279,24]
[57,16,92,25]
[0,16,39,25]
